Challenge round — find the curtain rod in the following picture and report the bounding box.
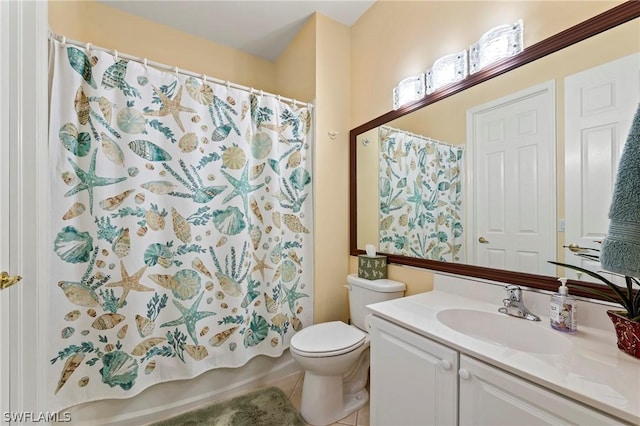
[380,125,463,150]
[48,32,314,110]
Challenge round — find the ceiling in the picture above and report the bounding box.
[99,0,376,62]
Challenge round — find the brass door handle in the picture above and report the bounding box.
[478,236,490,244]
[567,243,588,253]
[0,271,22,290]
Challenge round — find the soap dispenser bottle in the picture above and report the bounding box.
[550,277,577,332]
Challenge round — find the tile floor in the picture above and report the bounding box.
[260,371,370,426]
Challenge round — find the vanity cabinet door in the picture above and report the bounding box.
[458,355,625,425]
[368,315,458,426]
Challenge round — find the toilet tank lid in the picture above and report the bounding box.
[347,274,406,292]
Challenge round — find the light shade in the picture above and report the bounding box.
[426,50,468,94]
[469,19,523,74]
[393,73,426,110]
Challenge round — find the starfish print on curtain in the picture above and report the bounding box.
[146,85,197,132]
[65,149,127,214]
[105,260,154,307]
[221,164,265,217]
[160,292,215,345]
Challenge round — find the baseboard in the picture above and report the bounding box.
[62,351,301,426]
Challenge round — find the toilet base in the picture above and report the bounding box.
[342,388,369,420]
[299,371,369,426]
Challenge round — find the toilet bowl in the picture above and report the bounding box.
[290,321,370,426]
[290,275,406,426]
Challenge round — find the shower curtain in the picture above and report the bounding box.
[47,39,313,410]
[378,126,464,262]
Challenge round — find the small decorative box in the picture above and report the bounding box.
[358,255,388,280]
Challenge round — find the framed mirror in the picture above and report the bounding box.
[349,2,640,298]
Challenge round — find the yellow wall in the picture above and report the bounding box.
[348,0,629,294]
[48,0,276,92]
[313,14,352,323]
[275,17,316,103]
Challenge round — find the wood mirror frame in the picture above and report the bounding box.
[349,1,640,299]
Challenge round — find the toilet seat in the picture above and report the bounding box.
[290,321,367,358]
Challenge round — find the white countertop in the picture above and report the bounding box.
[367,286,640,425]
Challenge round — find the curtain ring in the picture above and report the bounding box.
[61,36,66,47]
[174,66,179,77]
[249,87,254,94]
[226,81,231,89]
[114,49,118,61]
[201,74,207,85]
[143,58,148,70]
[85,42,92,52]
[276,95,281,102]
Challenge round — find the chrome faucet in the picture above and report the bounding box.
[498,285,541,321]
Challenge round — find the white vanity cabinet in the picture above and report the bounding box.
[458,355,625,426]
[368,315,458,426]
[369,315,626,426]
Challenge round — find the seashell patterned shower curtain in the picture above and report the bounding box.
[47,39,313,411]
[378,126,464,262]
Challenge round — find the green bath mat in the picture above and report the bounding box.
[151,386,306,426]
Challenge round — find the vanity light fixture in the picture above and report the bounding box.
[393,20,522,105]
[393,73,426,110]
[426,50,468,94]
[469,19,523,74]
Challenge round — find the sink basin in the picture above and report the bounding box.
[436,308,571,354]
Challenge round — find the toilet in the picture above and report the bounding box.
[290,274,406,426]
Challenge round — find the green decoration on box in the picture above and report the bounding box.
[358,255,387,280]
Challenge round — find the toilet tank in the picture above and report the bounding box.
[347,274,406,331]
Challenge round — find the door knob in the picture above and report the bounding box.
[0,271,22,290]
[478,236,490,244]
[566,243,588,253]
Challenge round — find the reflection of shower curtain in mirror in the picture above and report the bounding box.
[379,126,463,261]
[47,38,313,411]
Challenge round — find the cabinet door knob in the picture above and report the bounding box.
[440,360,452,370]
[458,368,471,380]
